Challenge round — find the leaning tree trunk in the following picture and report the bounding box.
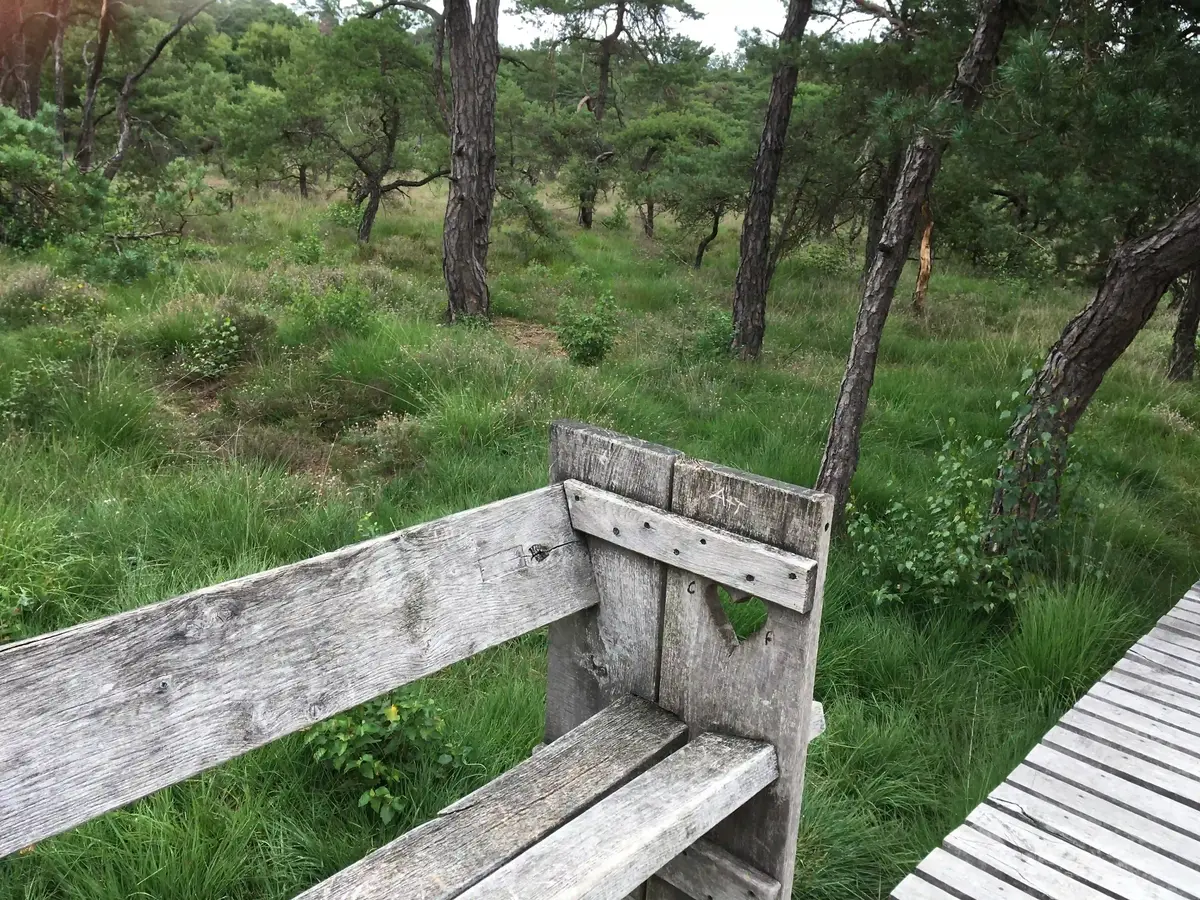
[76,0,112,172]
[862,152,901,287]
[358,181,382,244]
[443,0,500,321]
[993,194,1200,523]
[1167,268,1200,382]
[694,208,723,270]
[730,0,813,360]
[52,0,70,154]
[816,0,1018,521]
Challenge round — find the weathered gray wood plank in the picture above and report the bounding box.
[1024,743,1200,840]
[456,733,778,900]
[943,824,1114,900]
[655,838,782,900]
[988,783,1200,898]
[908,847,1040,899]
[296,696,686,900]
[1147,622,1200,656]
[0,485,597,859]
[1042,724,1200,806]
[1168,605,1200,628]
[544,422,680,744]
[1075,694,1200,756]
[1109,659,1200,711]
[1132,636,1200,679]
[1008,761,1200,866]
[1086,680,1200,739]
[888,874,962,900]
[1163,611,1200,638]
[651,458,833,900]
[563,480,817,614]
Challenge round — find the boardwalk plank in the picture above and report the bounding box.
[1129,638,1200,680]
[1008,761,1200,866]
[1057,710,1200,780]
[1111,659,1200,709]
[907,848,1039,899]
[1086,680,1200,739]
[989,782,1200,898]
[943,825,1113,900]
[889,872,963,900]
[1075,693,1200,756]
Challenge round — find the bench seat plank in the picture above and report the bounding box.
[297,695,686,900]
[0,485,597,858]
[458,733,778,900]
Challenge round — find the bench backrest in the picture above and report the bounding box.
[0,484,597,858]
[0,420,833,900]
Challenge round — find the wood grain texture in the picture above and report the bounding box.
[1042,723,1200,805]
[544,421,681,744]
[968,800,1186,900]
[563,480,817,614]
[907,847,1040,900]
[943,825,1114,900]
[655,838,781,900]
[297,695,686,900]
[456,733,778,900]
[651,458,833,899]
[988,782,1200,897]
[889,873,970,900]
[1024,743,1200,839]
[1074,694,1200,756]
[0,485,597,859]
[1009,761,1200,861]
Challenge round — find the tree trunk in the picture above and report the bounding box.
[52,0,70,154]
[76,0,112,172]
[575,1,624,228]
[694,208,722,269]
[299,163,308,199]
[912,201,933,315]
[102,75,136,180]
[1168,270,1200,381]
[816,0,1017,522]
[992,195,1200,524]
[443,0,500,322]
[730,0,813,360]
[641,199,655,238]
[358,181,382,244]
[861,156,899,288]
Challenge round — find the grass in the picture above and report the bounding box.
[1,187,1198,898]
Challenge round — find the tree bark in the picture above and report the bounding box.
[75,0,112,171]
[576,1,625,229]
[912,200,933,315]
[1168,270,1200,381]
[861,155,900,288]
[730,0,813,360]
[641,199,655,238]
[358,180,382,244]
[993,195,1200,523]
[694,208,722,269]
[443,0,500,321]
[816,0,1018,521]
[52,0,70,153]
[299,163,308,199]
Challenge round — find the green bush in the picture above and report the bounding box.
[305,696,467,824]
[0,359,72,430]
[693,306,734,359]
[0,268,104,330]
[290,281,374,335]
[555,293,619,366]
[847,431,1017,613]
[325,201,363,230]
[795,242,850,278]
[285,227,325,265]
[600,205,630,231]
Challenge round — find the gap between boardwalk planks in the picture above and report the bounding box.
[563,480,818,614]
[457,733,778,900]
[0,485,598,859]
[297,695,687,900]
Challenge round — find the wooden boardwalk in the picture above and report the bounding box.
[892,581,1200,900]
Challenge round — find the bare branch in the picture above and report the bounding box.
[360,0,442,22]
[129,0,216,87]
[380,169,450,192]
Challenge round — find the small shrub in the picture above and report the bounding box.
[186,314,243,380]
[285,227,324,266]
[693,307,734,360]
[325,200,363,230]
[600,205,630,231]
[556,293,619,366]
[341,412,426,474]
[847,430,1017,613]
[54,234,159,284]
[305,696,467,824]
[0,268,103,330]
[0,359,72,429]
[795,242,850,278]
[291,281,374,335]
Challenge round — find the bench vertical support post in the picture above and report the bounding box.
[648,459,833,900]
[544,420,681,742]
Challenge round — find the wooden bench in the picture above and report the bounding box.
[0,421,833,900]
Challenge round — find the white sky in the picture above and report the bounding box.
[498,0,796,57]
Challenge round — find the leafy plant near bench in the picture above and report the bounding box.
[305,696,468,824]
